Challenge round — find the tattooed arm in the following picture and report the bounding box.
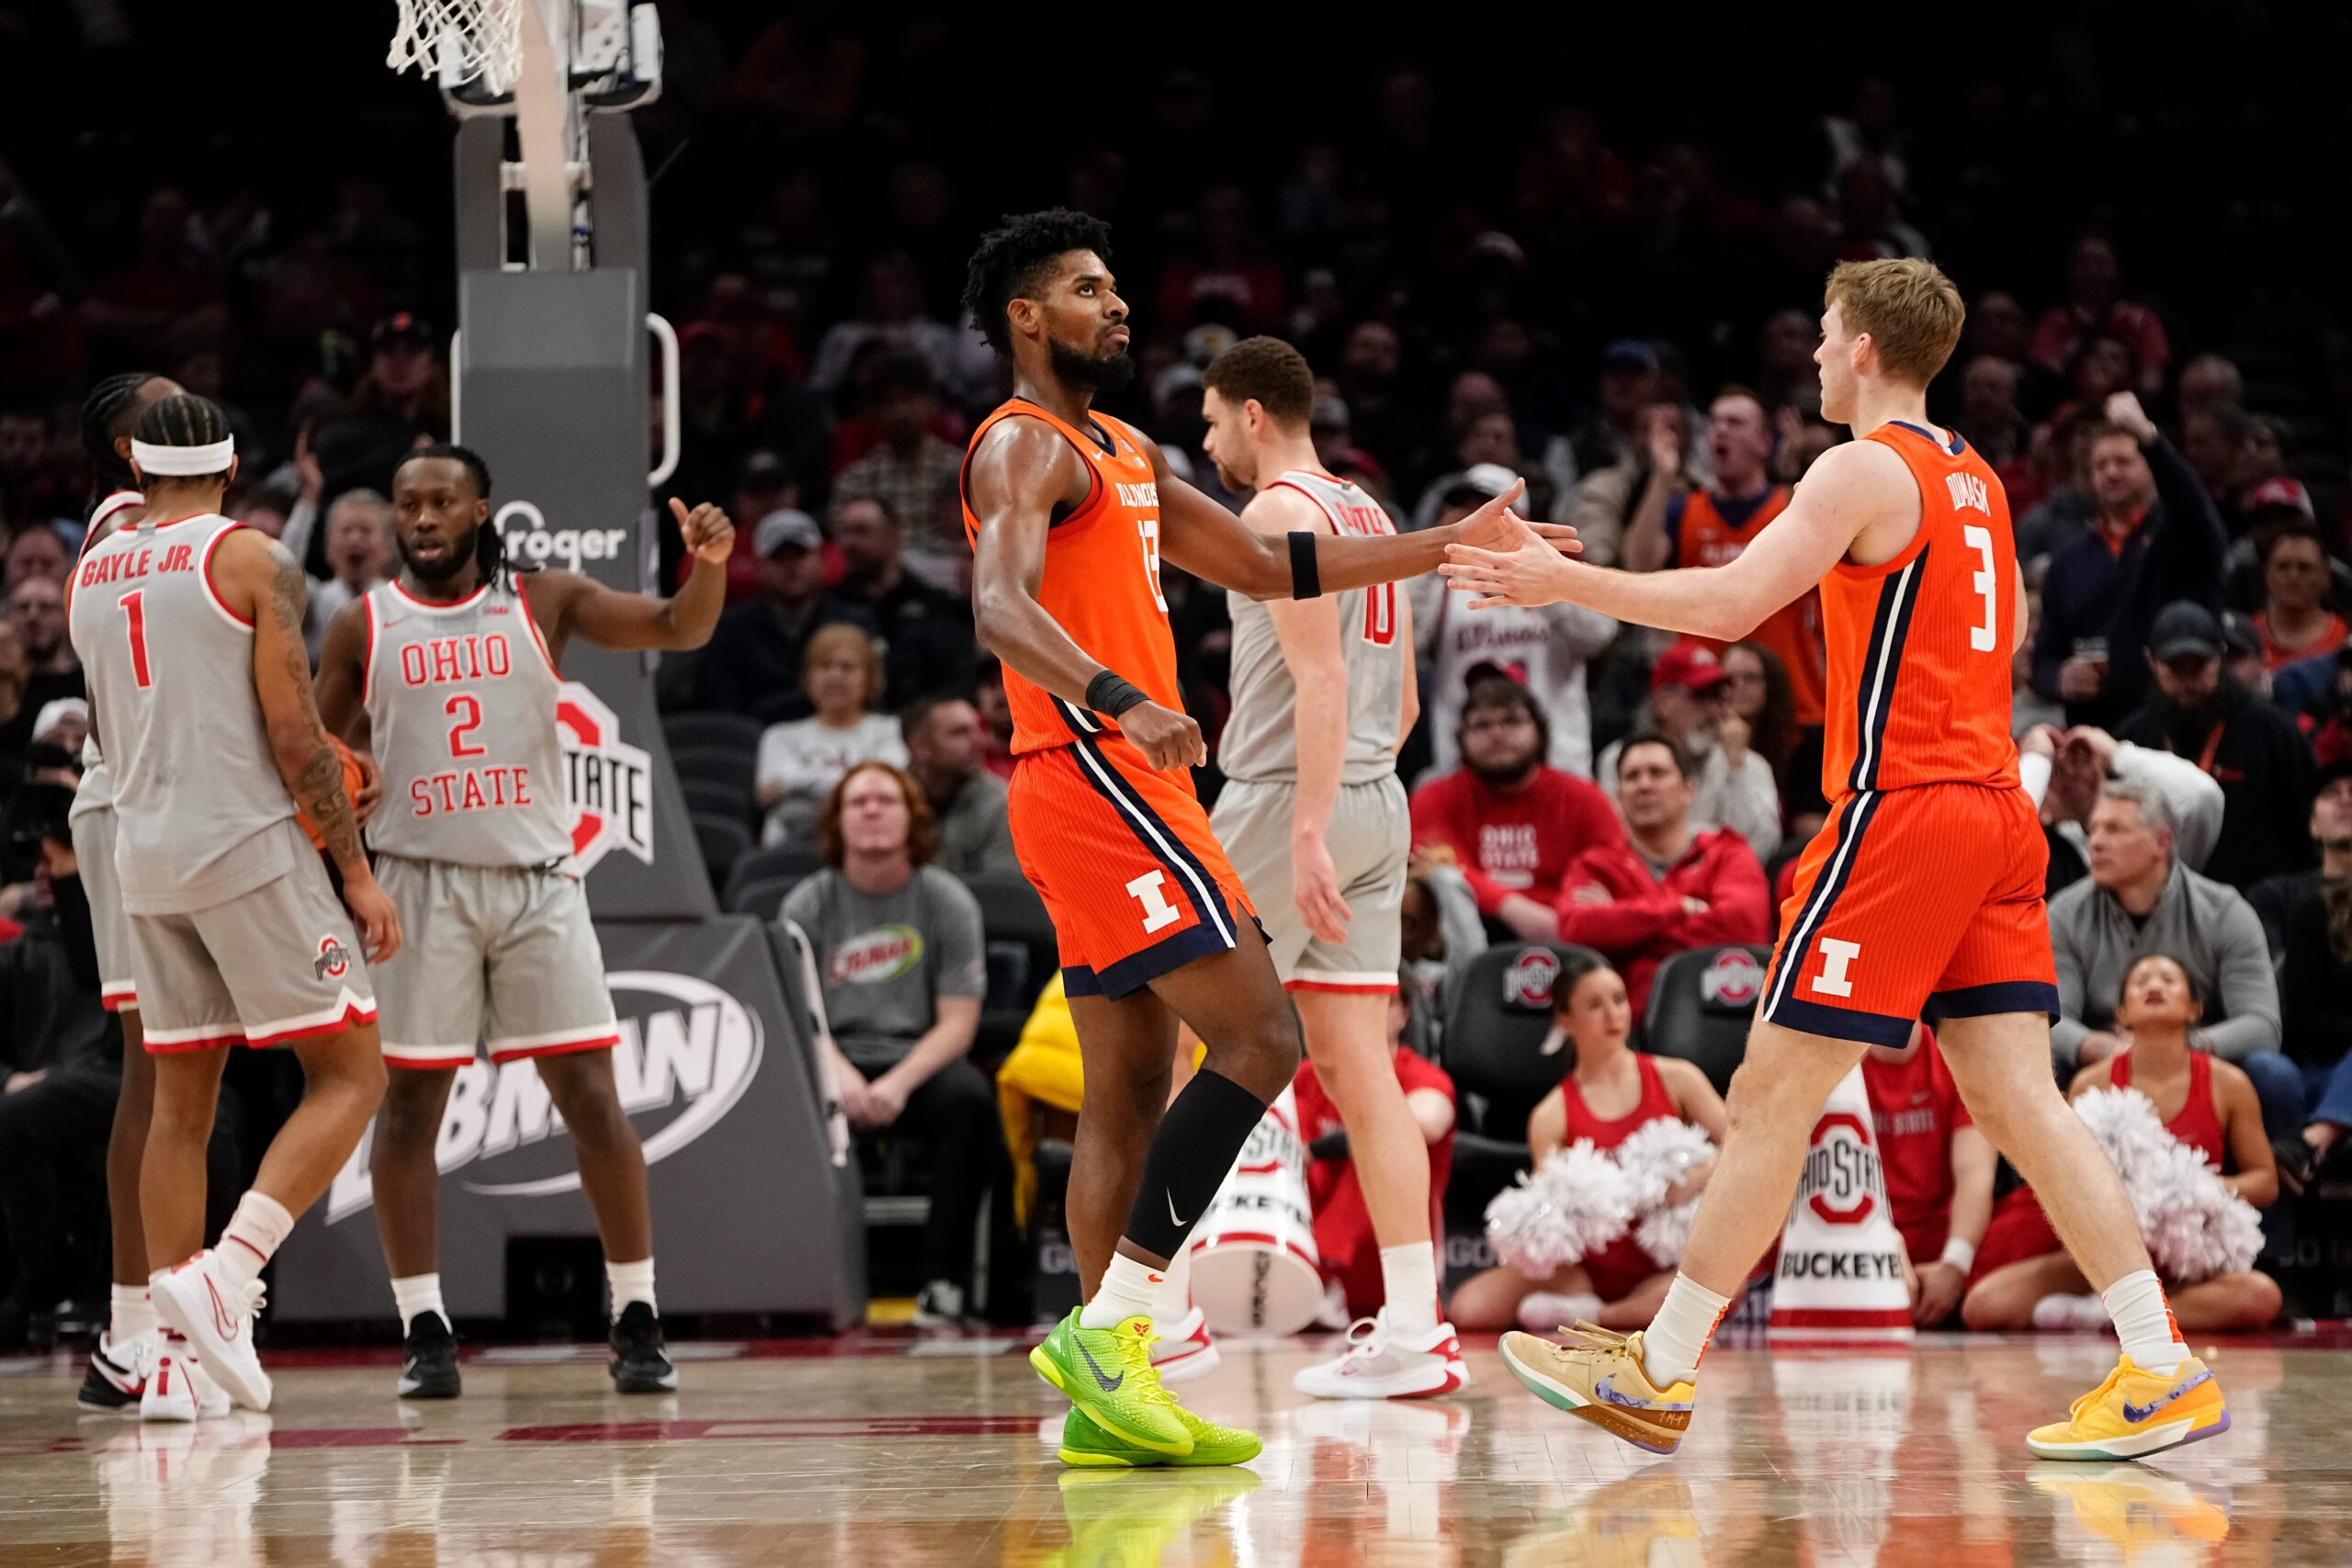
[218,529,402,961]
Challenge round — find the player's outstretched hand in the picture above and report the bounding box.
[1451,477,1529,551]
[344,868,403,965]
[1293,836,1352,946]
[1441,512,1581,610]
[1119,701,1206,773]
[671,497,736,564]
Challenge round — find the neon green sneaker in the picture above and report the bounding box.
[1057,1406,1261,1468]
[1045,1467,1260,1568]
[1030,1309,1192,1457]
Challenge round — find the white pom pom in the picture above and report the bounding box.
[1485,1140,1634,1274]
[2073,1085,2263,1284]
[1611,1116,1718,1269]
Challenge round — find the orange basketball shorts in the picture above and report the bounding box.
[1007,734,1259,999]
[1761,782,2058,1047]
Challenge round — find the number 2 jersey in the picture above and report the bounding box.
[360,576,573,866]
[958,398,1180,756]
[1818,421,2022,801]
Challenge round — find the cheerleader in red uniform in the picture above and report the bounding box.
[1962,955,2281,1333]
[1451,954,1728,1332]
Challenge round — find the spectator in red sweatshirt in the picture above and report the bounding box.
[1408,676,1625,942]
[1555,732,1770,1015]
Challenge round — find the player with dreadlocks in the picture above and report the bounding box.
[313,444,735,1398]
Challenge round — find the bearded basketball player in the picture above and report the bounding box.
[1445,258,2229,1462]
[314,445,732,1398]
[959,209,1526,1465]
[69,392,399,1416]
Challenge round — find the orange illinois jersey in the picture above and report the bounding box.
[1674,486,1828,726]
[960,399,1179,755]
[1818,422,2021,801]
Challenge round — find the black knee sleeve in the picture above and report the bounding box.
[1121,1067,1268,1261]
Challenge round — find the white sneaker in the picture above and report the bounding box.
[81,1329,158,1414]
[1149,1304,1221,1383]
[152,1250,271,1412]
[1293,1310,1469,1400]
[140,1333,228,1422]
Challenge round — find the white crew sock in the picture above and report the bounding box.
[1080,1253,1164,1329]
[606,1258,657,1317]
[2102,1269,2188,1376]
[1154,1240,1194,1321]
[109,1284,154,1343]
[1519,1292,1604,1333]
[1641,1272,1732,1389]
[391,1273,447,1331]
[1379,1242,1441,1335]
[219,1190,295,1290]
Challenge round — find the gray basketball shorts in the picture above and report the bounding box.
[69,803,138,1014]
[130,837,376,1052]
[372,854,619,1070]
[1209,773,1407,992]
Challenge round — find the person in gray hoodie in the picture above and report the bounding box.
[2047,775,2302,1143]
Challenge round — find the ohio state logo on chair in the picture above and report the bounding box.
[1770,1063,1914,1342]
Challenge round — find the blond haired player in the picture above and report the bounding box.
[1446,260,2228,1461]
[1190,335,1464,1398]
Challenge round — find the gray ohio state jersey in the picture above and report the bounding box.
[68,513,298,915]
[361,576,572,867]
[1218,469,1407,787]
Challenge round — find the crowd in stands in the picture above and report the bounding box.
[1,9,2348,1335]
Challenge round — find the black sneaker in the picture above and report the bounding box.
[608,1302,678,1393]
[77,1334,151,1414]
[397,1312,462,1399]
[912,1280,967,1330]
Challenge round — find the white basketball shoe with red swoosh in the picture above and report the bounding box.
[1294,1310,1469,1399]
[1148,1305,1222,1384]
[151,1251,272,1412]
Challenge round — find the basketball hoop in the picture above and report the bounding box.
[386,0,525,96]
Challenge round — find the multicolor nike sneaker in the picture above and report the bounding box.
[1030,1309,1192,1457]
[1057,1405,1261,1468]
[1499,1324,1697,1455]
[2025,1354,2229,1460]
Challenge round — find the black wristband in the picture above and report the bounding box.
[1085,670,1149,718]
[1288,530,1323,599]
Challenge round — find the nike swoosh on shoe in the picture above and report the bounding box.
[2123,1369,2212,1424]
[1076,1340,1125,1393]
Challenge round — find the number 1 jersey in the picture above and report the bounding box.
[1818,421,2022,802]
[959,399,1181,756]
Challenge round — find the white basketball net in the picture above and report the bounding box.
[386,0,526,95]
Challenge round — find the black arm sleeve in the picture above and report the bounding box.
[2142,435,2228,605]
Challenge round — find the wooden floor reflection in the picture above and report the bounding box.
[0,1334,2342,1565]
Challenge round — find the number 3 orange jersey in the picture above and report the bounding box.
[1817,422,2023,801]
[960,400,1182,756]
